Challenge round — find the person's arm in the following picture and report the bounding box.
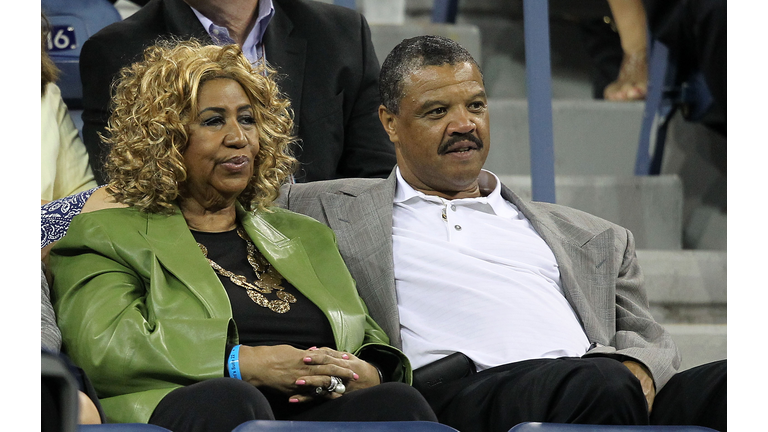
[80,35,124,185]
[583,226,680,393]
[335,12,396,179]
[49,216,232,397]
[41,262,61,353]
[51,86,98,198]
[604,0,648,100]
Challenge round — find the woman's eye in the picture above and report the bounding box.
[239,115,256,125]
[201,116,224,126]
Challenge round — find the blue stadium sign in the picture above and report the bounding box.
[47,25,77,52]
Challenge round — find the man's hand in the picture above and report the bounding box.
[623,360,656,413]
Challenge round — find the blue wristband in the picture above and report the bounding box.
[228,345,242,380]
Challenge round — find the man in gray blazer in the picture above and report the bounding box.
[278,35,725,432]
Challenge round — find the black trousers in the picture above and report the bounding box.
[148,379,437,432]
[420,357,726,432]
[651,359,727,431]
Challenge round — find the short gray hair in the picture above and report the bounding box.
[379,35,482,114]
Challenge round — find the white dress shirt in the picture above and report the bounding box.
[190,0,274,65]
[392,168,590,371]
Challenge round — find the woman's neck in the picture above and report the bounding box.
[178,197,238,233]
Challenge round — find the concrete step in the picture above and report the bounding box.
[498,175,683,250]
[487,99,644,177]
[369,22,483,64]
[665,324,727,371]
[636,250,726,324]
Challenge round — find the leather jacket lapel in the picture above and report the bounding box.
[142,209,233,320]
[238,207,352,348]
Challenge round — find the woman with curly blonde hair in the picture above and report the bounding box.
[103,39,296,214]
[48,40,435,431]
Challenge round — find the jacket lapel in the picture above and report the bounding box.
[164,0,213,41]
[502,186,616,344]
[238,206,353,348]
[317,173,403,347]
[141,209,233,320]
[263,1,306,130]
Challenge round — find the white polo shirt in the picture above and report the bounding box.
[392,168,590,371]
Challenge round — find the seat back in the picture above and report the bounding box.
[42,0,122,108]
[634,38,717,176]
[42,351,79,432]
[79,424,172,431]
[509,422,718,432]
[232,420,460,432]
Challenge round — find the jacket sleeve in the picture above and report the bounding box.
[80,34,117,185]
[355,306,413,385]
[583,227,680,391]
[49,215,233,399]
[334,13,396,179]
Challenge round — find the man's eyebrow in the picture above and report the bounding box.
[470,90,488,100]
[417,99,447,113]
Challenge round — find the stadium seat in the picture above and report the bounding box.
[232,420,460,432]
[42,0,122,109]
[508,422,718,432]
[634,39,716,176]
[79,425,172,431]
[42,351,79,432]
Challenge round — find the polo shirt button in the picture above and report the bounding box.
[454,225,462,231]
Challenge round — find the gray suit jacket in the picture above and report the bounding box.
[276,169,681,390]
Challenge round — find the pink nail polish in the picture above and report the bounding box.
[304,357,312,363]
[342,354,350,359]
[296,380,306,385]
[289,398,300,403]
[309,346,318,350]
[353,373,359,380]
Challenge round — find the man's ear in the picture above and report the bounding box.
[378,105,398,144]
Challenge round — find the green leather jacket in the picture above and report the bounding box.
[49,205,411,424]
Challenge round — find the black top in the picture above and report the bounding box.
[191,228,336,374]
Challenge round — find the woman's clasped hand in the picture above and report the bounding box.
[239,345,380,403]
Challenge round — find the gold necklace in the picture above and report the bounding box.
[197,226,296,313]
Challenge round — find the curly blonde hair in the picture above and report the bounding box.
[104,39,297,214]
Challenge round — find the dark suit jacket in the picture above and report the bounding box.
[80,0,395,184]
[276,169,681,391]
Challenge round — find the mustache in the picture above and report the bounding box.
[438,133,484,155]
